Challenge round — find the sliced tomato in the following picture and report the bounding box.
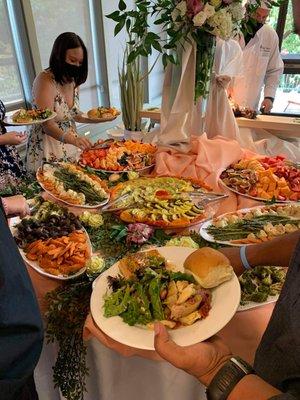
[155,190,171,199]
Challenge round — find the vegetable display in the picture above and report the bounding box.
[37,162,109,206]
[14,200,82,248]
[13,200,90,277]
[79,139,156,171]
[12,107,53,123]
[25,231,89,276]
[205,204,300,244]
[104,250,211,328]
[239,266,287,305]
[110,176,213,228]
[221,156,300,201]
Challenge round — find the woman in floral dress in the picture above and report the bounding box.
[0,99,27,190]
[26,32,94,172]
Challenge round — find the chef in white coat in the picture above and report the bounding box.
[231,0,284,113]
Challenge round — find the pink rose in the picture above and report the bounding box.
[223,0,233,3]
[186,0,204,17]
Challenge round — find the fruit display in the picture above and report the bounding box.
[221,156,300,201]
[79,139,156,171]
[203,203,300,245]
[37,162,109,207]
[12,108,53,123]
[109,176,213,227]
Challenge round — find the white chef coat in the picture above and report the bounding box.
[232,24,284,111]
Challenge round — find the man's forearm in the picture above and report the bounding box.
[246,231,299,268]
[220,231,300,276]
[228,374,282,400]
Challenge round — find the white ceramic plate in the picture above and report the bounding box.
[200,219,245,247]
[237,295,279,312]
[237,266,286,311]
[81,112,119,123]
[200,204,300,246]
[36,167,110,209]
[11,221,91,280]
[4,110,57,126]
[90,246,241,350]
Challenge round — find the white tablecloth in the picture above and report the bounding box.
[35,339,205,400]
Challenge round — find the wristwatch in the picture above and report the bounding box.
[206,356,255,400]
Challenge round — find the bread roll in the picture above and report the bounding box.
[183,247,233,288]
[87,108,99,118]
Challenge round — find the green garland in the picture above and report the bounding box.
[45,279,92,400]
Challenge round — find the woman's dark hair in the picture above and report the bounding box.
[49,32,88,86]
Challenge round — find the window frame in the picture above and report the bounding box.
[2,0,110,114]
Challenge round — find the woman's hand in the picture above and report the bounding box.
[154,323,232,387]
[73,136,92,151]
[2,195,30,218]
[0,131,27,146]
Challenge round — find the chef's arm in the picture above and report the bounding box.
[263,38,284,99]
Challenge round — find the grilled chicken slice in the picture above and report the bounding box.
[170,294,202,320]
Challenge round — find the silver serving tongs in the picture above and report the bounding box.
[92,138,115,150]
[101,193,133,212]
[188,192,228,208]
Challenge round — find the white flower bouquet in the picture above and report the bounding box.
[107,0,246,100]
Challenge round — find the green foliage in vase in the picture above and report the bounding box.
[119,44,144,131]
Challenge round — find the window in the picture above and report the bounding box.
[280,1,300,56]
[101,1,164,108]
[268,0,300,115]
[30,0,101,111]
[0,0,24,106]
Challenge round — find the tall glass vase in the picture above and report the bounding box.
[193,31,216,133]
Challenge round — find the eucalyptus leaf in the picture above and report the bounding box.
[118,0,126,11]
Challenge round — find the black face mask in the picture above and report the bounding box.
[64,62,81,79]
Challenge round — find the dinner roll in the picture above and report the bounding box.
[183,247,233,288]
[87,108,99,118]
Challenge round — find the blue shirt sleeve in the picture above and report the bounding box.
[0,207,43,399]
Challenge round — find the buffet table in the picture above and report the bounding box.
[140,109,300,138]
[25,134,279,400]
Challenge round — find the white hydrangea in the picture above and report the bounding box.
[171,0,187,21]
[203,3,216,18]
[193,11,207,27]
[193,3,215,27]
[228,2,245,22]
[208,9,233,40]
[177,0,187,15]
[210,0,222,8]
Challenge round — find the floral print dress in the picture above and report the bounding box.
[0,99,26,190]
[26,71,81,172]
